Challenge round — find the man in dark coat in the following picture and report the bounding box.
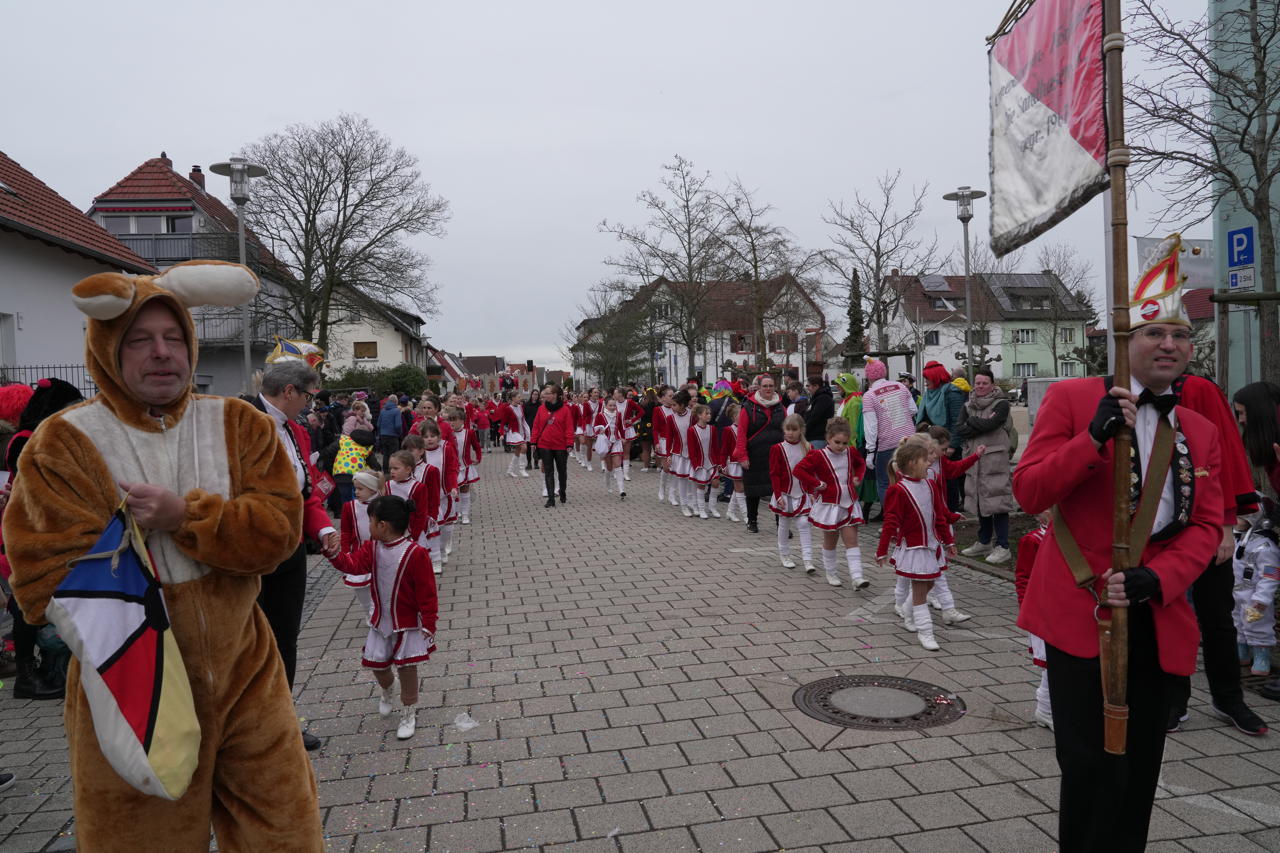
[803,375,835,448]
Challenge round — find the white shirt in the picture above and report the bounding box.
[1130,378,1176,534]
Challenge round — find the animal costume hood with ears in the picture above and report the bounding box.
[71,259,258,431]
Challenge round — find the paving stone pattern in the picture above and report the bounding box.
[4,452,1280,851]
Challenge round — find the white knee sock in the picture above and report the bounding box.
[1035,670,1052,718]
[822,548,839,582]
[777,516,791,556]
[684,479,697,508]
[614,467,625,493]
[429,538,441,565]
[623,459,630,476]
[933,574,956,610]
[658,469,667,498]
[914,603,935,638]
[845,546,864,582]
[895,576,911,610]
[795,516,813,562]
[459,491,472,518]
[735,493,747,520]
[440,524,453,554]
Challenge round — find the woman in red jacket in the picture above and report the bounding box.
[531,383,576,508]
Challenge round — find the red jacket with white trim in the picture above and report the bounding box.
[382,472,439,542]
[793,446,867,504]
[686,423,718,469]
[330,539,438,633]
[875,477,954,558]
[768,439,809,498]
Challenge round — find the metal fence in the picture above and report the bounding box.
[0,364,99,397]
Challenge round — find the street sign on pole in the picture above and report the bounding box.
[1227,226,1255,268]
[1229,268,1256,292]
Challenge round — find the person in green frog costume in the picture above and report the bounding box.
[834,373,881,517]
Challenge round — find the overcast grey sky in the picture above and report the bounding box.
[5,0,1203,370]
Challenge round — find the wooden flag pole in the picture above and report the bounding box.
[1101,0,1132,757]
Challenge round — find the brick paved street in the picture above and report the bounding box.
[5,451,1280,851]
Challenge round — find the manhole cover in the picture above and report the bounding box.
[793,675,966,730]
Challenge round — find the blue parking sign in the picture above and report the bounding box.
[1228,226,1254,267]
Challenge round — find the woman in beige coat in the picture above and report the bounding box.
[955,368,1016,564]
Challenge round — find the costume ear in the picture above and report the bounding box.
[156,260,258,308]
[72,273,137,320]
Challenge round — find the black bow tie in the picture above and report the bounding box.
[1137,389,1176,415]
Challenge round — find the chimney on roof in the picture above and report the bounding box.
[159,151,171,167]
[190,165,205,189]
[891,268,900,276]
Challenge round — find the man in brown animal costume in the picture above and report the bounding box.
[2,260,323,851]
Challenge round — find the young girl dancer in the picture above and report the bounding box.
[614,386,641,482]
[412,424,459,566]
[328,494,438,740]
[447,407,481,525]
[383,450,440,571]
[496,390,531,478]
[914,425,983,625]
[719,401,746,523]
[593,396,628,498]
[876,435,955,651]
[794,417,868,589]
[582,388,603,471]
[686,404,720,519]
[573,391,589,467]
[666,390,694,515]
[339,469,382,618]
[653,385,674,503]
[769,414,813,571]
[1016,510,1053,729]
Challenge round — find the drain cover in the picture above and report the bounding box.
[793,675,966,731]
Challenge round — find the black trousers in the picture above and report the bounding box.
[746,495,761,524]
[376,435,400,475]
[541,448,568,497]
[1046,605,1176,853]
[1172,557,1244,712]
[5,594,37,665]
[257,543,308,689]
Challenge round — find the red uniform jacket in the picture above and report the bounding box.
[330,539,438,634]
[493,403,521,434]
[875,477,954,559]
[455,426,483,467]
[593,409,627,441]
[1015,526,1047,605]
[938,452,980,481]
[712,424,735,467]
[1175,373,1258,522]
[1013,377,1223,676]
[426,441,460,493]
[410,416,454,444]
[686,423,718,469]
[768,440,808,498]
[339,499,371,555]
[793,446,868,504]
[382,472,440,542]
[616,398,641,430]
[651,406,670,447]
[531,402,575,450]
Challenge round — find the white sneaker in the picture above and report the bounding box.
[378,688,395,717]
[726,505,739,522]
[681,505,694,518]
[927,592,942,610]
[442,553,449,565]
[433,563,442,575]
[1034,708,1055,730]
[804,562,816,574]
[827,575,843,587]
[625,473,632,481]
[461,515,470,525]
[941,608,972,625]
[960,541,993,557]
[445,542,453,556]
[902,614,917,632]
[585,462,593,472]
[508,470,518,479]
[396,708,416,740]
[894,601,907,618]
[657,491,666,502]
[708,505,721,518]
[520,469,530,478]
[850,575,870,590]
[698,508,708,519]
[918,631,940,652]
[780,555,797,569]
[542,486,549,497]
[985,546,1012,565]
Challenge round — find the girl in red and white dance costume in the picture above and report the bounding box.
[581,388,603,471]
[572,391,588,466]
[593,397,628,499]
[339,469,383,619]
[666,389,695,515]
[383,450,440,569]
[794,416,868,589]
[1016,511,1053,729]
[411,424,460,567]
[446,407,482,525]
[769,414,813,571]
[686,403,720,519]
[327,494,438,740]
[652,386,675,503]
[495,389,531,478]
[875,435,955,651]
[613,387,642,482]
[915,424,983,626]
[719,401,747,523]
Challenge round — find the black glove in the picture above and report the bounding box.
[1122,566,1162,604]
[1089,394,1125,444]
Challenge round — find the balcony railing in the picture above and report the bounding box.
[191,306,299,347]
[116,233,277,276]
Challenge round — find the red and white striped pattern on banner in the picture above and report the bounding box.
[988,0,1108,257]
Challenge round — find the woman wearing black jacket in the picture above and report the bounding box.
[803,376,834,448]
[531,384,574,507]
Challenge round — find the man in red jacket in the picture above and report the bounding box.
[531,383,575,507]
[252,361,340,752]
[1013,252,1223,853]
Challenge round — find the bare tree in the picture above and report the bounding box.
[822,170,946,352]
[1127,0,1280,381]
[242,114,450,354]
[599,156,730,372]
[1034,243,1098,370]
[561,286,649,390]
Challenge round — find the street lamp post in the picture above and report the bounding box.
[209,157,270,395]
[942,186,986,380]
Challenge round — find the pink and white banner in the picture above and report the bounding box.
[989,0,1108,257]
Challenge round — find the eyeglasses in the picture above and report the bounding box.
[1137,327,1193,343]
[292,386,316,404]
